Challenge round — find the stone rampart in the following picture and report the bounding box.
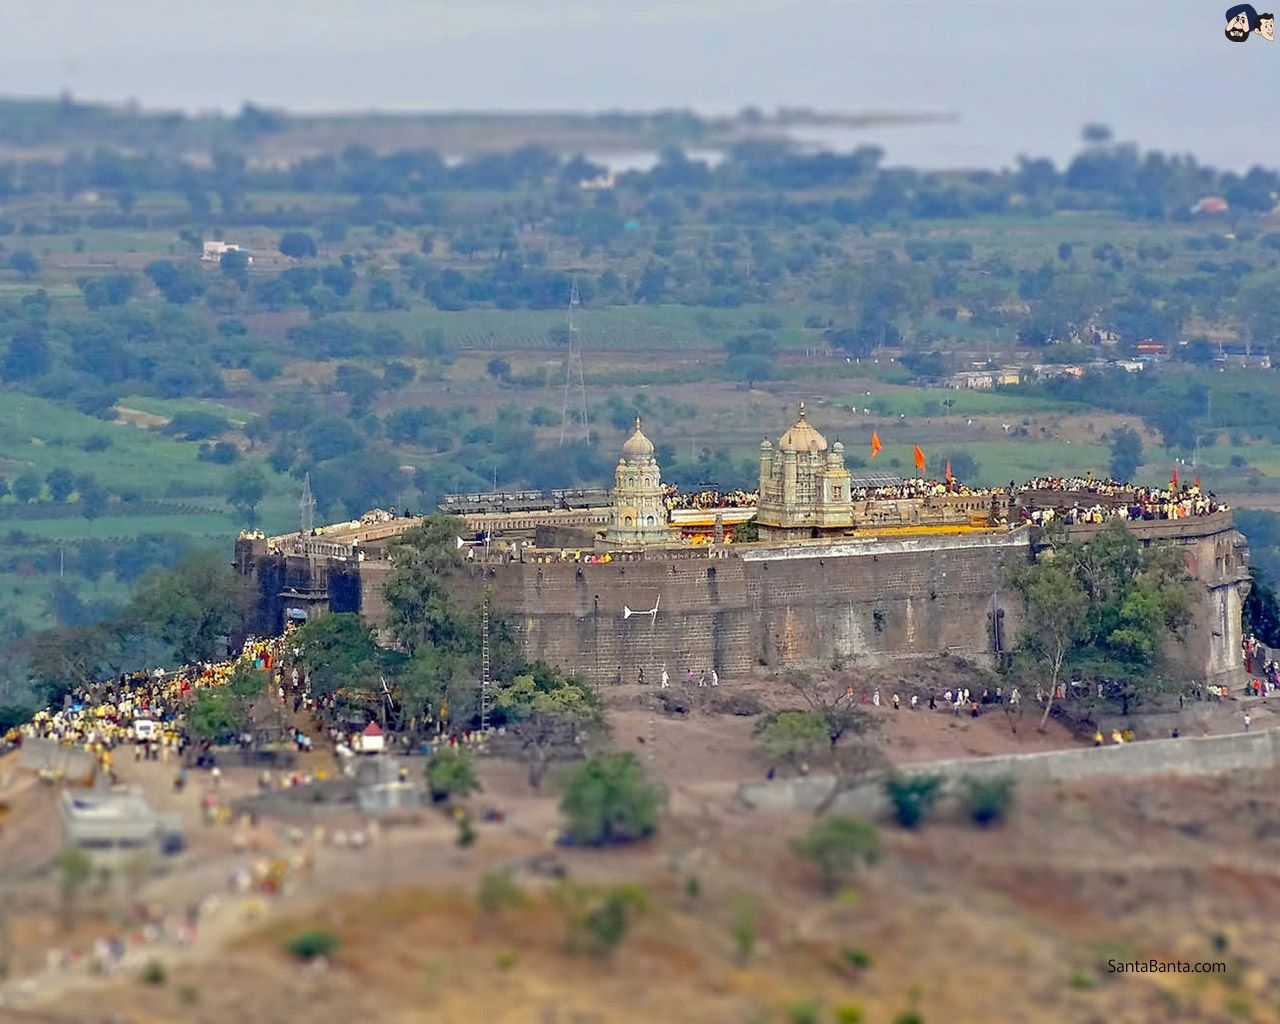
[739,727,1280,817]
[441,531,1029,685]
[238,512,1247,689]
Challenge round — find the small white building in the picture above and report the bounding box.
[201,241,253,263]
[356,721,385,754]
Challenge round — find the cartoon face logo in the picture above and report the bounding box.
[1259,11,1276,39]
[1226,2,1258,40]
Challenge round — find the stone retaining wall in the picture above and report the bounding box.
[739,727,1280,817]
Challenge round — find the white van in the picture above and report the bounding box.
[133,719,157,742]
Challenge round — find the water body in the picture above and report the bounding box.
[0,1,1274,171]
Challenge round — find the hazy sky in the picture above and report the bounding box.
[0,1,1274,170]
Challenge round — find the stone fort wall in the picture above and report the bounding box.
[360,531,1030,686]
[239,512,1248,689]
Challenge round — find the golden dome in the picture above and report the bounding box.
[778,402,828,453]
[621,417,656,462]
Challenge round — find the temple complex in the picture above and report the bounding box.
[234,404,1250,690]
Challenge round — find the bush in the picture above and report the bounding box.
[140,958,166,985]
[786,999,821,1024]
[559,753,666,846]
[425,748,481,803]
[834,1005,866,1024]
[730,895,760,964]
[551,880,648,958]
[285,929,340,961]
[842,946,873,970]
[960,775,1016,826]
[884,773,944,829]
[476,870,526,916]
[792,817,879,893]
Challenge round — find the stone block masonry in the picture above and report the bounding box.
[237,512,1247,691]
[441,531,1030,686]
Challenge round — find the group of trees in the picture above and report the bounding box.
[284,514,610,789]
[1008,520,1196,725]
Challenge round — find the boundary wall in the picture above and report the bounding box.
[739,726,1280,817]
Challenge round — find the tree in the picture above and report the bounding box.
[1007,554,1088,730]
[959,775,1016,827]
[883,772,944,829]
[775,673,885,814]
[496,669,604,789]
[23,626,108,704]
[12,471,41,503]
[1082,123,1114,145]
[79,481,108,525]
[45,467,77,503]
[8,249,39,279]
[279,231,318,259]
[550,880,648,959]
[792,816,879,893]
[186,689,244,742]
[2,331,50,381]
[785,672,876,749]
[382,515,467,656]
[127,550,254,663]
[144,260,205,304]
[292,613,381,696]
[1109,426,1143,481]
[941,450,980,483]
[425,748,482,803]
[334,363,382,417]
[559,753,666,846]
[225,464,267,525]
[1244,570,1280,647]
[219,248,250,288]
[753,709,828,767]
[1010,522,1194,722]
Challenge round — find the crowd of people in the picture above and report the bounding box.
[662,485,757,510]
[656,474,1226,522]
[5,633,300,776]
[1022,483,1228,527]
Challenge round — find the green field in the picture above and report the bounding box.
[116,394,256,427]
[365,303,831,352]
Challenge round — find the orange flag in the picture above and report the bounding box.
[914,444,926,474]
[945,459,954,484]
[1171,464,1179,489]
[870,431,882,459]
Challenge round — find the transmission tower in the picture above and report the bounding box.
[480,599,491,732]
[299,472,316,533]
[559,279,590,446]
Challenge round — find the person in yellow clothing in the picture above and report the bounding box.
[1094,729,1104,746]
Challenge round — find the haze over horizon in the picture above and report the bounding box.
[0,1,1275,171]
